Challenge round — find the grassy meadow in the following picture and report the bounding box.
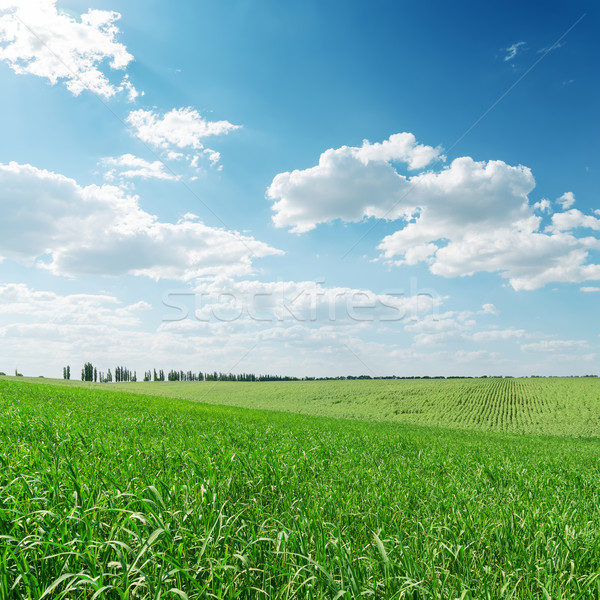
[1,377,600,598]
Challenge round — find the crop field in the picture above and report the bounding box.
[21,375,600,438]
[2,378,600,598]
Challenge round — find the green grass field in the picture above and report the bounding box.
[13,375,600,437]
[2,377,600,598]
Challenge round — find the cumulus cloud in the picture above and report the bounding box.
[269,132,600,290]
[550,209,600,232]
[558,191,576,209]
[0,0,139,99]
[533,198,552,213]
[380,215,600,291]
[124,107,239,170]
[480,303,499,315]
[268,132,443,233]
[127,107,239,149]
[0,162,282,279]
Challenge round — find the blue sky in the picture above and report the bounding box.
[0,0,598,378]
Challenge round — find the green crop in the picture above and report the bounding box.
[21,375,600,438]
[1,378,600,598]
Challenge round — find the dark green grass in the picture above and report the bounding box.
[2,380,600,598]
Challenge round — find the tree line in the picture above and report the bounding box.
[62,365,600,383]
[64,364,302,382]
[63,363,138,383]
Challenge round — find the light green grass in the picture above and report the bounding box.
[9,375,600,437]
[2,379,600,598]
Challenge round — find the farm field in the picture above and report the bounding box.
[11,375,600,438]
[1,379,600,598]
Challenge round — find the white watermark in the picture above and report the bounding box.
[162,278,440,323]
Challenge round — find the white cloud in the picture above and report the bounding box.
[269,132,600,290]
[121,74,142,102]
[0,279,444,378]
[203,149,221,167]
[404,310,475,346]
[0,162,282,279]
[0,284,216,379]
[558,191,575,209]
[581,287,600,293]
[127,107,239,150]
[0,280,595,379]
[381,216,600,291]
[0,0,139,99]
[352,133,443,170]
[0,283,160,376]
[469,328,526,342]
[125,107,239,170]
[480,303,499,315]
[550,209,600,232]
[521,339,589,353]
[454,350,500,363]
[268,132,442,233]
[181,277,444,325]
[504,41,526,62]
[102,154,177,181]
[405,308,531,347]
[0,283,149,325]
[533,198,551,213]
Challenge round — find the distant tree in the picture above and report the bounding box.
[67,366,70,380]
[94,367,97,383]
[107,368,113,383]
[80,362,94,382]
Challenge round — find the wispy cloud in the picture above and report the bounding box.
[504,41,526,62]
[537,41,565,54]
[102,154,178,181]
